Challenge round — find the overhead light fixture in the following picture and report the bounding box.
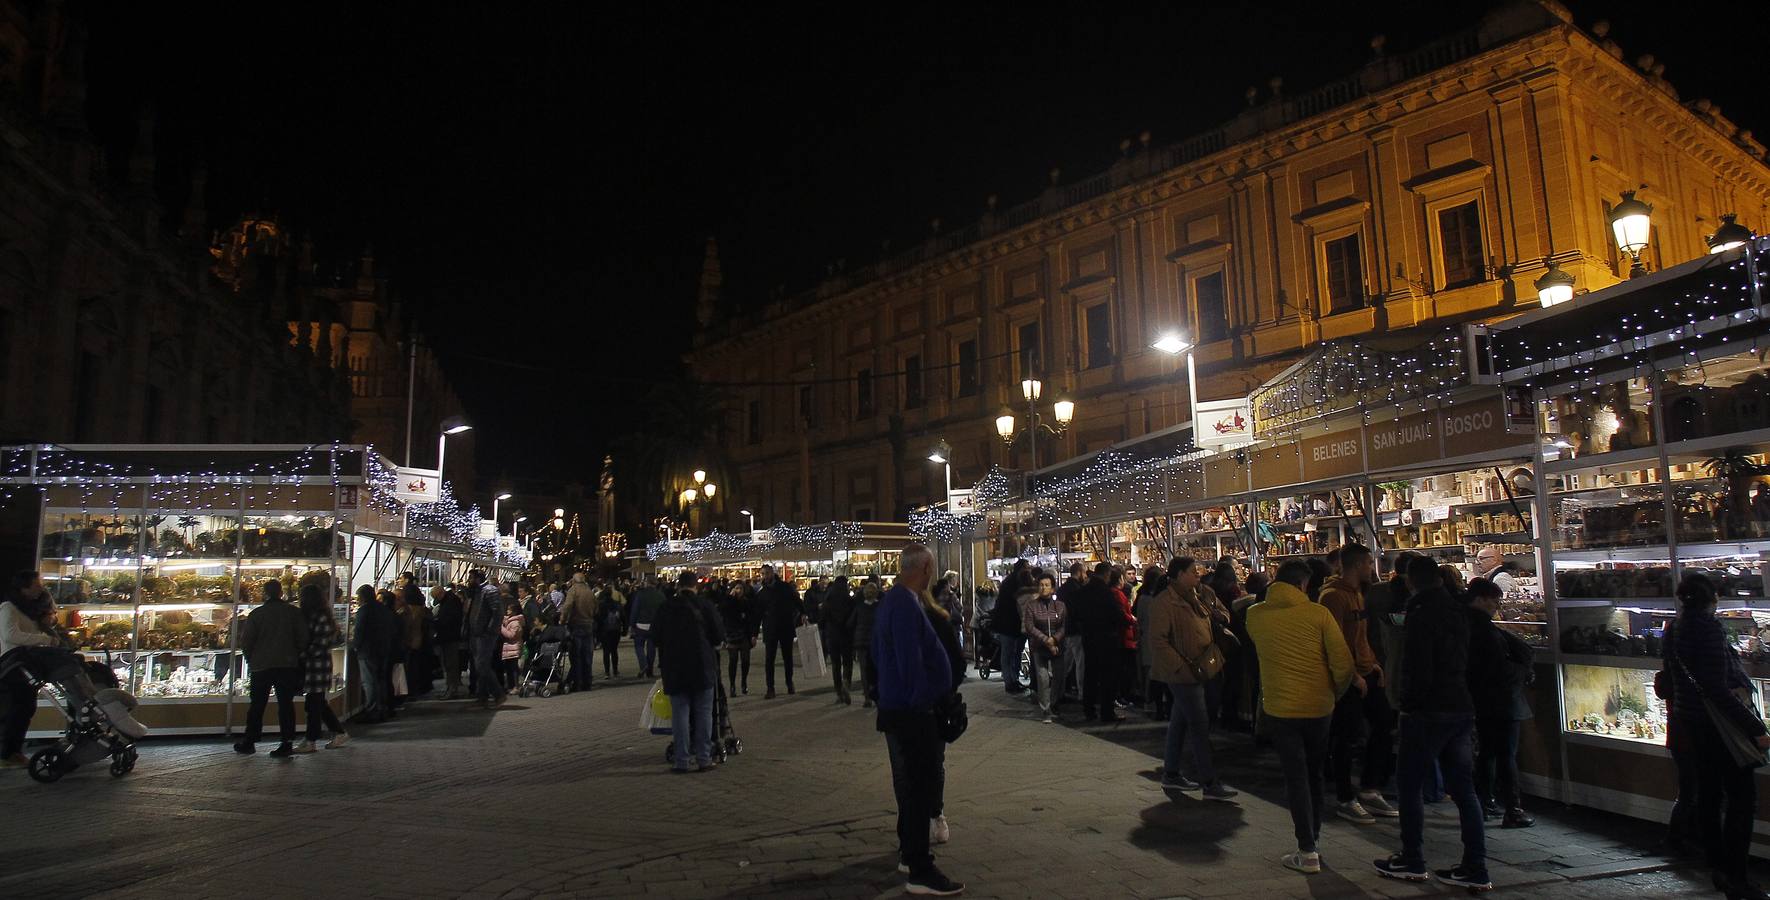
[928,439,951,464]
[1708,213,1753,254]
[1533,260,1576,308]
[996,410,1017,443]
[1151,333,1192,355]
[693,469,707,485]
[1609,190,1652,277]
[1052,395,1075,428]
[495,492,512,501]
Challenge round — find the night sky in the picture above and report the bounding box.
[85,1,1769,485]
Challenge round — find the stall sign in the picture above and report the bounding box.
[478,519,497,540]
[1249,443,1302,490]
[1422,505,1452,523]
[1299,427,1365,483]
[947,489,977,515]
[394,467,441,504]
[338,486,358,511]
[1195,398,1253,450]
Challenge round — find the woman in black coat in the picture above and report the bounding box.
[820,576,857,705]
[653,574,725,772]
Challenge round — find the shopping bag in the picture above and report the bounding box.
[391,662,408,697]
[796,623,828,678]
[640,679,673,734]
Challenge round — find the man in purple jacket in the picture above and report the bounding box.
[872,543,965,896]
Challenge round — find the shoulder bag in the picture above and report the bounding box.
[936,691,968,743]
[1668,634,1767,769]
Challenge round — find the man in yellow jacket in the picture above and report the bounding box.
[1247,559,1364,876]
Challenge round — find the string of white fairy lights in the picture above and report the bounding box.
[644,521,866,563]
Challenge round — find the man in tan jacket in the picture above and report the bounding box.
[1316,544,1399,824]
[563,573,599,692]
[1144,557,1237,801]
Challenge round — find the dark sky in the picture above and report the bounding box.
[85,1,1770,485]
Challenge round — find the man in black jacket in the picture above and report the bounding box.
[1466,577,1534,829]
[756,565,804,698]
[431,585,465,700]
[1074,562,1128,722]
[1373,556,1489,891]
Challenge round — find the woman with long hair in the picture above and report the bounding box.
[1,571,58,767]
[294,583,348,752]
[1147,556,1238,801]
[918,578,965,847]
[1135,564,1168,718]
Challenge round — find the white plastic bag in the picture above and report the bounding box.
[796,623,827,678]
[640,679,673,734]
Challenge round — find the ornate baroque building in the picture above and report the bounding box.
[689,2,1770,528]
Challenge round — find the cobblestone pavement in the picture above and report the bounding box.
[0,655,1740,899]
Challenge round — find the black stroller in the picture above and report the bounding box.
[661,670,742,765]
[517,625,571,698]
[0,646,147,783]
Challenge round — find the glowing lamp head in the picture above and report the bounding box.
[928,439,951,465]
[702,483,716,499]
[1533,260,1577,308]
[1151,333,1192,355]
[692,469,707,485]
[995,410,1017,442]
[1052,395,1075,428]
[495,492,512,501]
[1608,190,1653,256]
[441,415,473,435]
[1708,213,1753,254]
[1020,378,1042,402]
[739,508,752,517]
[514,515,527,524]
[682,488,698,504]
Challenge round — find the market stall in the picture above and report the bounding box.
[647,520,915,588]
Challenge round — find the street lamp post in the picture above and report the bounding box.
[740,507,756,536]
[403,416,472,537]
[928,439,953,501]
[1151,332,1198,427]
[491,491,512,535]
[1609,190,1653,278]
[994,377,1075,470]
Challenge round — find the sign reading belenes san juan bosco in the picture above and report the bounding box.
[1252,393,1530,491]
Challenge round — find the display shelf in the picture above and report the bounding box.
[1561,731,1671,757]
[1560,653,1661,670]
[1543,426,1770,475]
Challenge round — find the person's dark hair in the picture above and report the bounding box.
[1676,571,1718,612]
[1467,577,1503,602]
[1138,565,1165,597]
[356,584,376,604]
[1166,556,1197,580]
[1092,561,1113,579]
[1391,551,1422,582]
[402,571,416,582]
[1274,560,1312,588]
[1305,559,1331,599]
[1340,544,1373,571]
[1405,554,1443,588]
[505,597,523,616]
[1325,547,1342,567]
[1106,567,1123,588]
[467,569,485,584]
[1033,569,1054,588]
[299,583,337,630]
[376,589,397,608]
[262,579,283,602]
[1245,571,1271,599]
[1068,561,1085,577]
[678,571,699,587]
[7,570,46,617]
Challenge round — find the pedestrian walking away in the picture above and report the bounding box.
[464,571,507,709]
[822,575,858,705]
[654,571,725,773]
[872,544,966,896]
[596,584,626,678]
[293,584,348,752]
[432,584,465,700]
[1466,577,1535,829]
[234,580,307,758]
[1246,560,1361,875]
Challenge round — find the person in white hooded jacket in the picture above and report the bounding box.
[2,571,59,767]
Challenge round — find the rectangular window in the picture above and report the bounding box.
[1193,272,1228,344]
[75,352,99,441]
[855,369,873,419]
[798,385,814,427]
[1084,303,1113,369]
[956,339,979,397]
[1324,233,1365,314]
[747,399,761,445]
[1438,201,1485,288]
[903,355,923,409]
[1016,322,1041,382]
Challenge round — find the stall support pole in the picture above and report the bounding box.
[1530,397,1572,807]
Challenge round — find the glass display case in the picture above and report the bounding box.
[1259,491,1359,563]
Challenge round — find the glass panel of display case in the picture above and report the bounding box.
[1553,561,1677,600]
[1561,662,1671,746]
[1666,445,1770,545]
[1557,601,1675,659]
[1679,552,1768,599]
[1537,376,1656,457]
[1658,350,1770,446]
[136,603,235,699]
[1546,482,1667,551]
[1369,467,1538,592]
[38,512,145,604]
[238,514,343,561]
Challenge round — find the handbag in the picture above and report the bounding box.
[936,691,968,743]
[390,662,408,697]
[1668,637,1767,769]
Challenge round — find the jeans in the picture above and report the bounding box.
[726,641,752,692]
[1030,646,1059,716]
[670,686,715,769]
[2,672,38,757]
[1331,683,1396,801]
[1474,717,1522,810]
[996,634,1026,691]
[1059,635,1085,698]
[884,715,943,876]
[470,635,502,702]
[1397,714,1486,874]
[568,626,595,690]
[1164,680,1219,784]
[828,641,854,702]
[1082,638,1119,714]
[1267,714,1331,852]
[357,655,389,718]
[437,642,462,696]
[244,666,301,744]
[304,692,345,742]
[632,628,656,676]
[1682,714,1757,883]
[764,628,795,692]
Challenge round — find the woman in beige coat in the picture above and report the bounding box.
[1145,557,1238,800]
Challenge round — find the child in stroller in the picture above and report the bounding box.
[517,624,572,698]
[0,644,148,783]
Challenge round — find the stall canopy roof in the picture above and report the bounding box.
[0,444,376,484]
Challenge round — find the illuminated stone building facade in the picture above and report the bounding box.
[690,2,1770,528]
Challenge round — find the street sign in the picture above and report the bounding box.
[947,489,976,515]
[1195,398,1253,449]
[394,466,441,503]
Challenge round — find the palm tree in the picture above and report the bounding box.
[1705,448,1768,539]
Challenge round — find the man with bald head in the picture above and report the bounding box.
[872,543,966,896]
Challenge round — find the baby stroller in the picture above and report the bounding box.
[0,645,148,784]
[517,625,571,698]
[658,679,743,766]
[972,611,999,680]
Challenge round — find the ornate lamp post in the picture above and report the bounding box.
[994,377,1075,469]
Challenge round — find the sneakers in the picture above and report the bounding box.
[1372,854,1428,882]
[930,815,950,845]
[1434,865,1494,892]
[1201,781,1239,802]
[1358,790,1400,817]
[1281,851,1322,874]
[1160,773,1201,791]
[1042,715,1055,724]
[904,865,965,896]
[1336,800,1376,824]
[267,743,294,758]
[325,733,350,749]
[291,740,317,754]
[1502,807,1535,829]
[232,741,256,755]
